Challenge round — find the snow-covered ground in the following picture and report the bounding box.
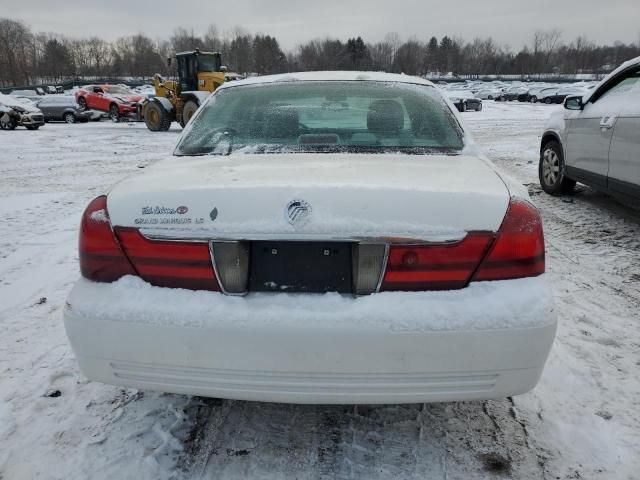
[1,104,639,479]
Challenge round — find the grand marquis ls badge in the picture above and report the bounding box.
[286,199,312,226]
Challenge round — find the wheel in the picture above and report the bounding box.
[64,112,76,124]
[544,97,552,105]
[77,97,87,110]
[144,101,172,132]
[0,114,17,130]
[488,95,493,100]
[25,125,40,130]
[180,99,199,128]
[109,104,120,123]
[530,96,537,103]
[539,140,576,195]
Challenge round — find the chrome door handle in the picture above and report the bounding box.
[599,116,616,129]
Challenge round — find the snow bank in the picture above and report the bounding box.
[67,275,555,332]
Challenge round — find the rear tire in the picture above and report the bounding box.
[77,97,87,110]
[539,140,576,195]
[144,101,172,132]
[109,104,120,123]
[530,96,537,103]
[544,97,552,105]
[180,99,199,128]
[64,112,76,124]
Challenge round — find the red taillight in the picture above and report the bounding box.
[472,198,545,281]
[115,227,220,291]
[380,233,494,291]
[379,198,545,291]
[79,195,136,282]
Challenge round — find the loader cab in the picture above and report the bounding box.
[175,50,223,92]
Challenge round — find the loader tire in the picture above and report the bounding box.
[180,100,199,128]
[144,102,172,132]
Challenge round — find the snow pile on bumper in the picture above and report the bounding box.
[66,275,555,332]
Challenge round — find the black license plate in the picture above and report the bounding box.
[249,242,353,293]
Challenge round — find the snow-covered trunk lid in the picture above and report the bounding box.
[106,153,510,241]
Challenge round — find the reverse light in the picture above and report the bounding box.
[472,198,545,281]
[352,244,387,295]
[79,196,136,282]
[210,242,250,294]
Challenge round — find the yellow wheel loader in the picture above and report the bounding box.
[143,49,226,132]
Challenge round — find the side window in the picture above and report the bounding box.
[594,69,640,104]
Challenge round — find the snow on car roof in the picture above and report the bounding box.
[217,71,435,90]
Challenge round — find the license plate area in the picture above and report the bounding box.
[249,241,353,293]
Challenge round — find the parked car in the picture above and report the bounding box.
[539,56,640,202]
[447,91,483,111]
[34,96,96,123]
[0,93,45,130]
[498,87,528,101]
[75,84,142,122]
[475,88,503,100]
[529,87,558,103]
[64,71,556,405]
[55,86,65,94]
[45,86,57,94]
[517,86,549,102]
[537,88,587,105]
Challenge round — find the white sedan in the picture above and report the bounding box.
[64,71,557,404]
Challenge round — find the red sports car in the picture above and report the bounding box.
[75,84,142,122]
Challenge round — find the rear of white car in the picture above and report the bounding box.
[64,72,556,404]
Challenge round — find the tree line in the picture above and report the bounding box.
[1,17,638,87]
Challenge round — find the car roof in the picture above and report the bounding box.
[217,71,435,91]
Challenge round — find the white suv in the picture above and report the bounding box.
[539,56,640,201]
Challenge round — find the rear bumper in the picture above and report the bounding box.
[64,276,557,404]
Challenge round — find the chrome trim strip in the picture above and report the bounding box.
[142,231,469,246]
[208,241,248,297]
[375,244,390,293]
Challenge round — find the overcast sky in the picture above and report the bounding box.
[3,0,639,50]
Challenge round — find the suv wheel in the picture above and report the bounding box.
[539,140,576,195]
[64,112,76,124]
[0,115,17,130]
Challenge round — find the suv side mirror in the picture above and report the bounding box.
[564,95,584,110]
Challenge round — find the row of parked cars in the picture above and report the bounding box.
[0,82,151,130]
[440,79,599,109]
[0,93,104,130]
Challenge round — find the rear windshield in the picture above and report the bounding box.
[175,81,464,156]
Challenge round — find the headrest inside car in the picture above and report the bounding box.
[261,105,299,138]
[367,100,404,134]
